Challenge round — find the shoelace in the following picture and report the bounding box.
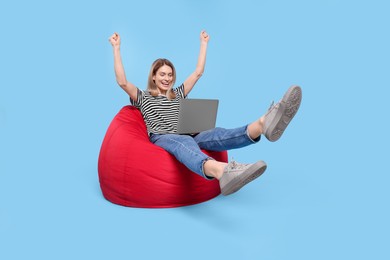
[226,158,249,171]
[264,100,281,118]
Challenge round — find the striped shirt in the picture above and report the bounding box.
[131,84,187,135]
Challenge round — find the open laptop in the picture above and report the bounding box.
[176,99,219,134]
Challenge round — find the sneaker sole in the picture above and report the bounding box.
[265,85,302,142]
[221,161,267,196]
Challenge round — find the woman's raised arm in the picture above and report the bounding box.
[109,33,138,101]
[183,30,210,96]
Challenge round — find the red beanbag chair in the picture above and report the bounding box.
[98,106,227,208]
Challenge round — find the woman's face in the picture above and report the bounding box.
[153,64,173,94]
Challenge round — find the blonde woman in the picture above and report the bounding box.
[109,31,302,196]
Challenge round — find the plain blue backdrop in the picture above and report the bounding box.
[1,0,389,259]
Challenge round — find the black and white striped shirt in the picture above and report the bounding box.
[131,84,186,135]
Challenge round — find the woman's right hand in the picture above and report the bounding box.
[109,32,121,47]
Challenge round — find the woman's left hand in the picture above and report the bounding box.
[200,30,210,43]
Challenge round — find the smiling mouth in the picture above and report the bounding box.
[161,82,170,87]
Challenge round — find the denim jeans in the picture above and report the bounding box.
[149,125,260,179]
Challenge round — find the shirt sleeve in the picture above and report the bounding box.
[130,88,144,108]
[174,84,186,99]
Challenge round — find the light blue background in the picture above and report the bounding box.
[1,0,389,259]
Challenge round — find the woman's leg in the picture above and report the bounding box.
[247,117,265,140]
[150,133,266,196]
[195,85,303,149]
[150,133,226,179]
[193,125,260,152]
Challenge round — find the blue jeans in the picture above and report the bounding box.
[149,125,260,179]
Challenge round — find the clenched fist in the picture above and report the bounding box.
[109,32,121,47]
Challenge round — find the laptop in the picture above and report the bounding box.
[176,99,219,134]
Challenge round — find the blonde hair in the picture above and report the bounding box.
[147,58,177,100]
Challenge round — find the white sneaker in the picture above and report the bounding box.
[219,160,267,196]
[264,85,302,142]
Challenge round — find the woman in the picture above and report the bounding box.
[108,31,302,196]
